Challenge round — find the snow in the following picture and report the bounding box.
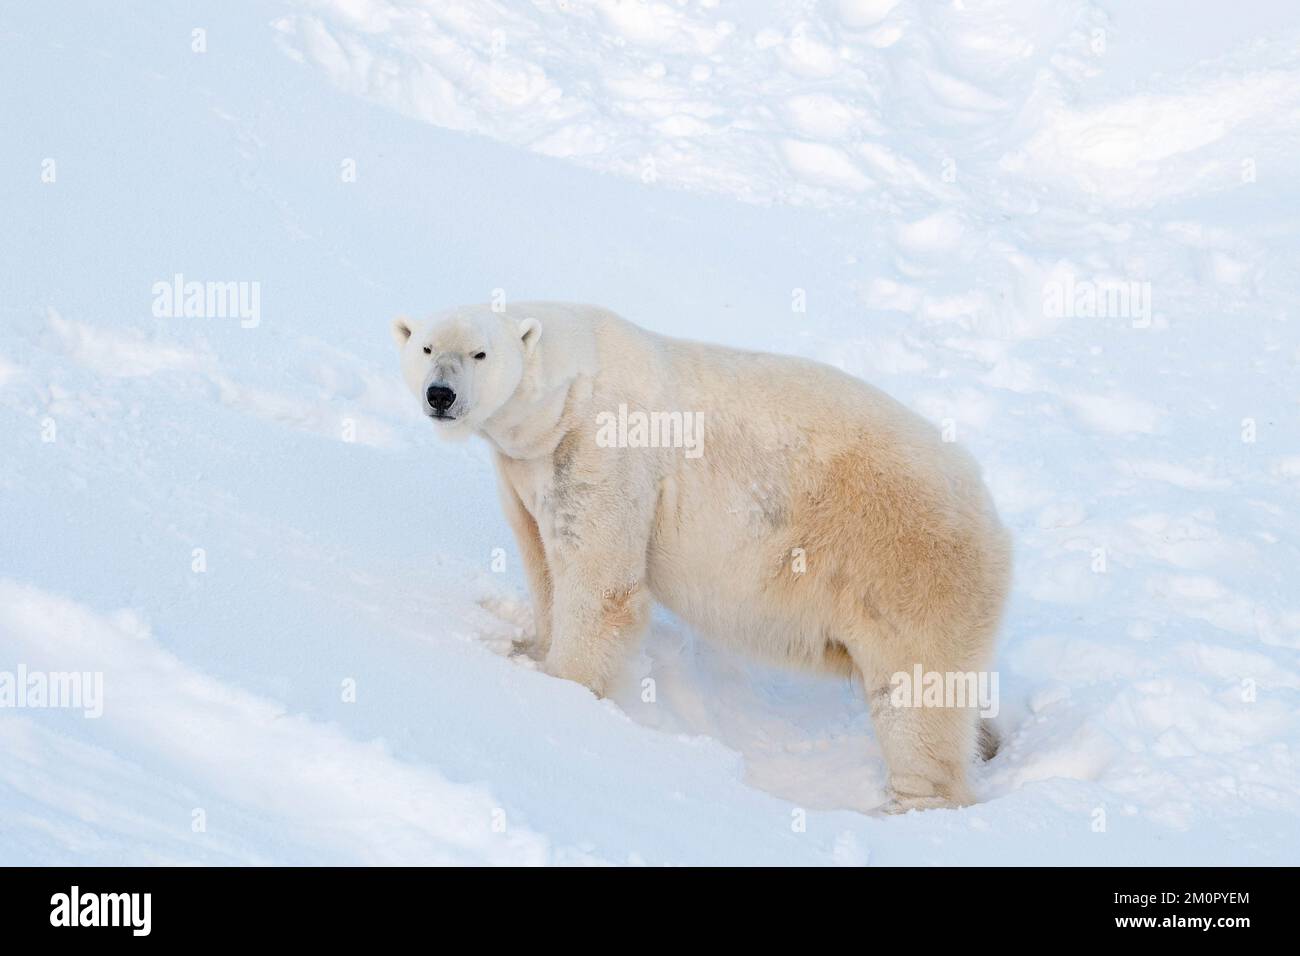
[1,0,1298,865]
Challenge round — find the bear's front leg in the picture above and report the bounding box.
[545,554,651,698]
[540,475,655,697]
[496,473,553,658]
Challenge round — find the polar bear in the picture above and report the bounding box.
[393,302,1012,811]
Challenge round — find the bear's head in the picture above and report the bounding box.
[392,307,541,438]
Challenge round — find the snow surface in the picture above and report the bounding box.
[1,0,1298,865]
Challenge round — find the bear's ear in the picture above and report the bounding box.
[518,317,541,354]
[391,316,413,349]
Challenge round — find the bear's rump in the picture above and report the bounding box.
[644,425,1007,673]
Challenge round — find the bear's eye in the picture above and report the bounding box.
[423,346,432,355]
[473,351,487,360]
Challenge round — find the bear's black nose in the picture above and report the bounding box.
[426,384,456,413]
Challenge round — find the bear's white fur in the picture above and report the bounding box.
[393,302,1012,811]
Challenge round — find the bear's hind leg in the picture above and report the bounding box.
[853,651,979,812]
